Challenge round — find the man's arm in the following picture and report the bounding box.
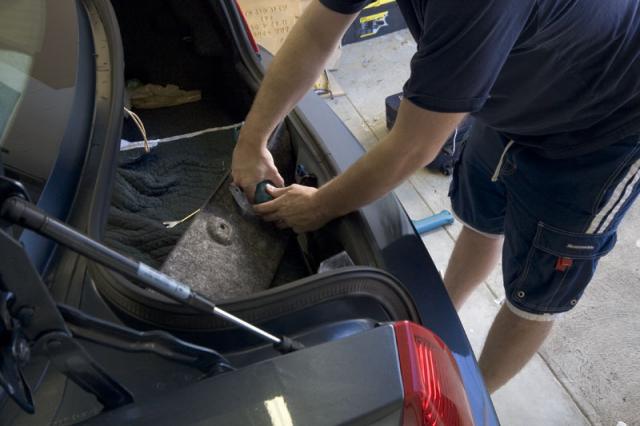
[254,100,466,233]
[232,1,358,198]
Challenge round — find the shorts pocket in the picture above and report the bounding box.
[510,222,617,313]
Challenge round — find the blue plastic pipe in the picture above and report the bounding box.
[412,210,454,234]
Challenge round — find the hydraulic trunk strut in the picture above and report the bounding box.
[0,176,303,354]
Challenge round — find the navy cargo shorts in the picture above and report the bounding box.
[449,122,640,320]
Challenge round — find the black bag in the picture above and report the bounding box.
[385,93,474,176]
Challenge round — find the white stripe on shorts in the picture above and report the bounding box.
[597,165,640,233]
[586,157,640,234]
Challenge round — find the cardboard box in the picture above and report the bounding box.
[237,0,341,69]
[236,0,299,55]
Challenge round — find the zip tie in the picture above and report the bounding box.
[122,122,245,151]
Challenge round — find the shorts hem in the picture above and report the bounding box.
[451,210,504,239]
[505,300,564,322]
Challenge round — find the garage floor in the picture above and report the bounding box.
[324,29,640,426]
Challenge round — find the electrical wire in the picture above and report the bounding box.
[124,107,150,153]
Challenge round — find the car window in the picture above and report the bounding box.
[0,1,42,146]
[0,0,44,146]
[0,52,30,144]
[0,0,79,183]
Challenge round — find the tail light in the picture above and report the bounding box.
[394,321,474,426]
[233,0,260,54]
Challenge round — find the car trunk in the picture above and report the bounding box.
[106,0,264,267]
[91,0,419,347]
[97,0,330,319]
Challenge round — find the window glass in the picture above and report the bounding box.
[0,0,78,183]
[0,0,44,145]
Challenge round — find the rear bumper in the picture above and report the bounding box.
[83,325,406,426]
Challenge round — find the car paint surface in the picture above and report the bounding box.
[80,325,405,426]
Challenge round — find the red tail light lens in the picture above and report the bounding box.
[233,0,260,54]
[394,321,474,426]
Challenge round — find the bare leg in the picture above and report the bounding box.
[479,304,554,393]
[443,226,503,309]
[444,226,549,392]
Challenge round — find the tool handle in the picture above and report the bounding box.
[413,210,454,234]
[254,180,274,204]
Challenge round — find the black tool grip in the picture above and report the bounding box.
[254,180,274,204]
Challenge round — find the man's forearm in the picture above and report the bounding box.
[316,102,466,218]
[239,2,357,147]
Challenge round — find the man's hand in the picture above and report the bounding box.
[231,143,284,202]
[253,184,331,233]
[252,102,465,233]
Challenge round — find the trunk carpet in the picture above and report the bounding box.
[105,125,308,291]
[160,175,289,300]
[104,128,237,268]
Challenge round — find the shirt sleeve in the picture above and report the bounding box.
[403,0,534,113]
[319,0,370,15]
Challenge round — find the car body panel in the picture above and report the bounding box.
[82,325,405,426]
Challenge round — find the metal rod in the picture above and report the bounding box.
[213,308,280,344]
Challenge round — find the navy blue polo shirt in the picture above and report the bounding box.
[320,0,640,158]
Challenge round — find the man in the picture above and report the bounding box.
[231,0,640,393]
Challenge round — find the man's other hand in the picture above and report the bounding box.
[231,143,284,202]
[253,184,331,233]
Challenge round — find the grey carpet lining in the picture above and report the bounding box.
[104,129,236,268]
[105,125,309,291]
